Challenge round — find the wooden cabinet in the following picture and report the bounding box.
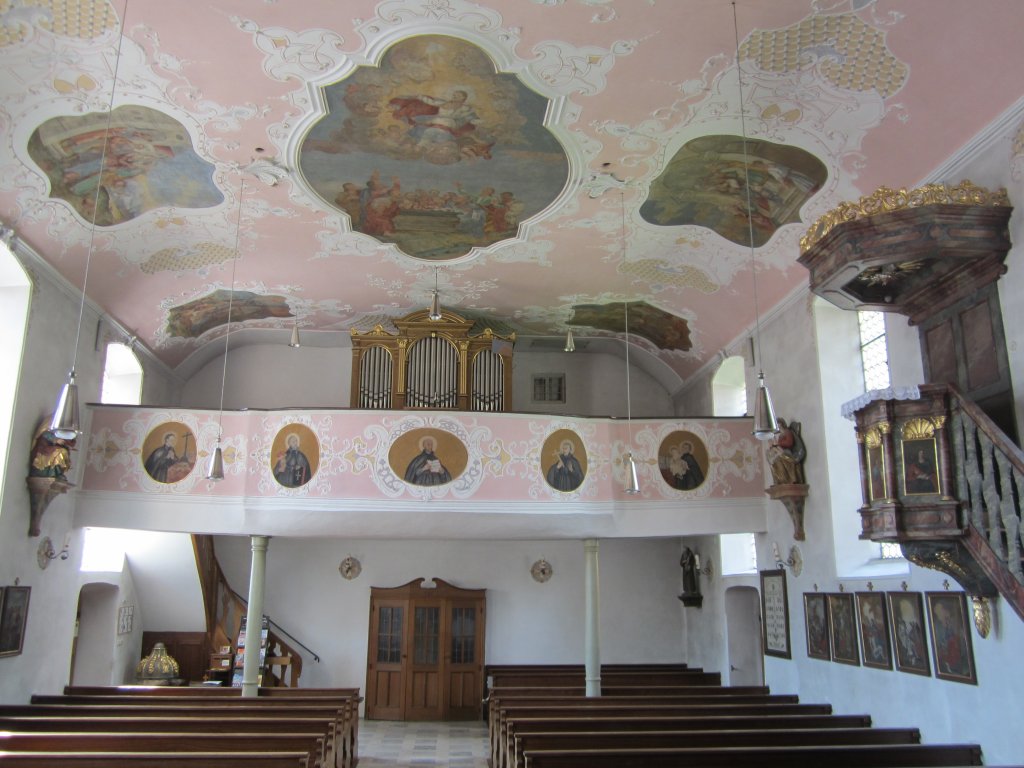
[365,579,485,721]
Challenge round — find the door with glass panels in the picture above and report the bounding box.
[365,598,406,720]
[365,579,486,721]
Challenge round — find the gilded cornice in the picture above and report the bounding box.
[800,181,1010,253]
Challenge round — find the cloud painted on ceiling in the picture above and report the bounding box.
[299,34,569,261]
[27,105,222,226]
[640,135,826,247]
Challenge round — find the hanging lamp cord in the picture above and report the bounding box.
[622,189,633,444]
[732,1,765,373]
[217,179,245,441]
[70,0,129,376]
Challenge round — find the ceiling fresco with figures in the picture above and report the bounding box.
[1,0,1023,382]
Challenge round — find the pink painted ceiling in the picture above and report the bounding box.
[2,0,1022,382]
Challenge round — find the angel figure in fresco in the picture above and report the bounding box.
[387,89,494,163]
[767,418,806,485]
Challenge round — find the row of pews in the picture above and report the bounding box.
[0,685,362,768]
[485,664,985,768]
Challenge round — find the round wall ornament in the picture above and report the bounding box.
[339,556,362,580]
[531,559,553,583]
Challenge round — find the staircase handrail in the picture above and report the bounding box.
[947,383,1024,597]
[228,585,321,664]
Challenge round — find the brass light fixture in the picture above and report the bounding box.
[733,2,778,441]
[50,2,128,440]
[428,267,442,321]
[207,179,246,481]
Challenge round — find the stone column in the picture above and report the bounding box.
[583,538,601,697]
[242,535,270,698]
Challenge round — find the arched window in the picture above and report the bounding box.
[0,238,31,507]
[101,342,143,405]
[712,355,747,417]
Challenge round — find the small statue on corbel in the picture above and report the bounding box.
[765,418,809,541]
[677,547,703,608]
[27,421,76,536]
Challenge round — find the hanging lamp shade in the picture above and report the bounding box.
[428,289,442,321]
[564,328,575,352]
[289,320,301,348]
[50,370,80,440]
[206,445,225,481]
[752,371,779,440]
[624,452,641,495]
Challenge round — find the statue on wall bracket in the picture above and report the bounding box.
[765,418,809,541]
[26,420,76,536]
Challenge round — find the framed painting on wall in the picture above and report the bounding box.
[887,591,931,676]
[760,569,791,659]
[803,592,830,660]
[827,593,860,666]
[855,591,893,670]
[926,592,977,685]
[0,586,31,657]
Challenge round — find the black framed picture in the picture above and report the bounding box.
[856,591,893,670]
[926,592,977,685]
[803,592,830,661]
[887,591,931,676]
[0,586,31,657]
[760,570,791,659]
[827,593,860,666]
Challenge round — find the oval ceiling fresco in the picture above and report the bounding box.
[640,135,827,247]
[299,34,569,260]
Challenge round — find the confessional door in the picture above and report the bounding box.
[365,579,486,721]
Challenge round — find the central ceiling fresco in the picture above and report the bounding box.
[0,0,1021,383]
[299,34,569,260]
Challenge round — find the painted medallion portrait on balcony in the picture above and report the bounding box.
[658,431,708,491]
[271,425,320,489]
[141,421,196,484]
[541,430,587,493]
[389,428,468,487]
[299,34,569,260]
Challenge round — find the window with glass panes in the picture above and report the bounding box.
[450,606,476,663]
[376,606,403,663]
[858,311,891,391]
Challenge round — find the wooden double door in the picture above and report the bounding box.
[365,578,485,721]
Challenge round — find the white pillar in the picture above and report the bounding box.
[241,535,270,698]
[583,538,601,697]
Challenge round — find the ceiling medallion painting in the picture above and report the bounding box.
[27,105,222,226]
[299,34,569,260]
[165,290,293,340]
[569,302,691,352]
[641,135,826,247]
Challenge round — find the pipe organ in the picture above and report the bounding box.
[350,309,515,411]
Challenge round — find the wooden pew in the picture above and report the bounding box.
[520,743,984,767]
[0,752,311,767]
[59,685,362,765]
[489,684,771,697]
[510,727,921,768]
[0,732,326,768]
[491,701,836,768]
[488,671,721,688]
[0,704,348,768]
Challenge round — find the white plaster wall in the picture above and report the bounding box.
[0,255,182,703]
[214,535,686,694]
[181,343,675,417]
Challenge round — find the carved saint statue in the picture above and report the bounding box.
[766,418,806,486]
[29,427,75,480]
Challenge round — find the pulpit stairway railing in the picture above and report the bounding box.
[947,384,1024,621]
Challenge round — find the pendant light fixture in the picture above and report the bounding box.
[207,178,246,481]
[620,190,640,495]
[288,318,301,348]
[49,1,128,440]
[428,267,442,321]
[564,327,575,353]
[733,2,779,441]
